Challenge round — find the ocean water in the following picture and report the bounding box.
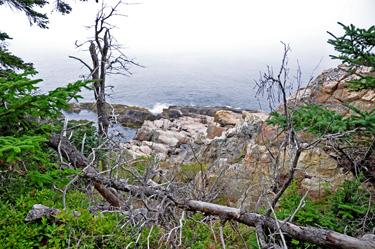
[62,109,137,143]
[2,0,372,144]
[34,47,340,114]
[26,42,343,141]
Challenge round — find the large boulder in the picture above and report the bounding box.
[272,65,375,117]
[179,65,373,209]
[158,106,257,118]
[214,110,241,126]
[194,143,351,210]
[120,110,266,163]
[82,65,375,210]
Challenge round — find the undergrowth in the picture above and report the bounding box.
[277,176,375,248]
[1,170,373,248]
[0,189,258,248]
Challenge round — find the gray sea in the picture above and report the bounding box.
[33,47,341,141]
[35,47,340,113]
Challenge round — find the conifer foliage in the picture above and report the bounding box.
[328,22,375,91]
[0,71,91,200]
[0,0,80,29]
[0,32,34,77]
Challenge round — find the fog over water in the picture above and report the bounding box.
[1,0,374,112]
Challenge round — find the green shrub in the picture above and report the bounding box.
[0,71,92,203]
[277,178,375,248]
[178,163,210,182]
[0,188,261,248]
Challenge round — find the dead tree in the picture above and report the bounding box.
[69,1,141,139]
[41,43,375,248]
[254,43,321,219]
[69,1,141,173]
[45,132,375,248]
[47,131,123,207]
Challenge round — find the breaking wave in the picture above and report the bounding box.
[149,103,170,114]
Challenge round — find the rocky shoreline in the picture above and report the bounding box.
[65,102,264,128]
[66,64,374,209]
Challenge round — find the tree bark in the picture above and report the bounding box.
[84,172,375,249]
[47,131,122,207]
[46,133,375,248]
[89,41,109,138]
[183,200,375,249]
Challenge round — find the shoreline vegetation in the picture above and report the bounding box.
[1,4,375,245]
[13,63,373,248]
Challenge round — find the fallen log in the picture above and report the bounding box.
[45,131,375,248]
[47,131,123,207]
[183,200,375,249]
[84,172,375,249]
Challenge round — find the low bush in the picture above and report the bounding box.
[277,176,375,248]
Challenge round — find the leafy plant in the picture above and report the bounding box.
[0,189,260,248]
[0,32,34,77]
[328,23,375,68]
[343,103,375,134]
[267,101,375,138]
[178,163,210,182]
[0,135,47,162]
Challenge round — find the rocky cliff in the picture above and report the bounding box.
[276,65,375,115]
[69,64,374,209]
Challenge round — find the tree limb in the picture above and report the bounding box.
[68,55,93,72]
[47,131,123,207]
[83,172,375,249]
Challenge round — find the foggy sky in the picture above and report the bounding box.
[1,0,374,58]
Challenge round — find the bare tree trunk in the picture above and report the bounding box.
[89,41,109,138]
[70,3,142,174]
[45,127,375,248]
[47,131,122,207]
[266,147,302,216]
[89,39,109,173]
[83,172,375,249]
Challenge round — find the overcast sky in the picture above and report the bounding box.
[1,0,374,57]
[1,0,374,110]
[0,0,374,95]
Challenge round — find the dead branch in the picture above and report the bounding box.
[44,125,375,248]
[69,1,142,140]
[47,131,123,207]
[82,172,375,249]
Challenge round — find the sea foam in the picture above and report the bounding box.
[149,103,170,114]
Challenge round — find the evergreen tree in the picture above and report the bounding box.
[328,22,375,91]
[0,70,91,200]
[0,0,73,29]
[0,31,34,77]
